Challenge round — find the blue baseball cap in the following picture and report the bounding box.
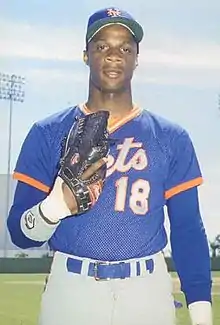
[86,7,144,44]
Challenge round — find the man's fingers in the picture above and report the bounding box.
[82,158,107,180]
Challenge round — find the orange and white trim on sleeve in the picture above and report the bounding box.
[165,177,203,200]
[13,172,50,193]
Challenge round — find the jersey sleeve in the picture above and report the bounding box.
[7,182,49,248]
[13,122,53,192]
[167,187,212,305]
[165,130,203,200]
[7,123,54,248]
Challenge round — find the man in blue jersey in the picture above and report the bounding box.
[7,7,212,325]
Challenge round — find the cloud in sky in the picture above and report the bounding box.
[0,20,83,61]
[1,1,219,38]
[1,18,220,67]
[1,19,220,90]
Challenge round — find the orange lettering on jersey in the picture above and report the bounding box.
[106,138,148,177]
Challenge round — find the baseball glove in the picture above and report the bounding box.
[58,110,110,214]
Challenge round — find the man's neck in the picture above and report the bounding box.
[86,86,134,118]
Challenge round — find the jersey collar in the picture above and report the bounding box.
[79,103,142,134]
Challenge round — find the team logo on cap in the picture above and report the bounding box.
[106,8,121,17]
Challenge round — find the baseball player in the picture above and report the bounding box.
[7,7,212,325]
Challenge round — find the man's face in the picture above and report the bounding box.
[86,24,138,93]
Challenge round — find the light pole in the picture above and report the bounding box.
[0,73,25,257]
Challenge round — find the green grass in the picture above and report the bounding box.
[0,273,219,325]
[0,274,43,325]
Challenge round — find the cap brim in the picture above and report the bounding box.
[86,17,143,43]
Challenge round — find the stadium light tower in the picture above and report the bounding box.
[0,73,25,257]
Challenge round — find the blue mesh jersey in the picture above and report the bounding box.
[10,105,203,261]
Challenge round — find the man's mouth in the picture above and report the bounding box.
[103,69,122,79]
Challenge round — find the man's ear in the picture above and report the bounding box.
[83,50,89,65]
[134,57,138,70]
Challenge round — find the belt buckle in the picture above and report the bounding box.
[94,261,111,281]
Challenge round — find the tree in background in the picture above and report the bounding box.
[209,234,220,257]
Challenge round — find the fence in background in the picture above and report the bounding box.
[0,257,220,273]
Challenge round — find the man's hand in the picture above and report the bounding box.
[40,110,110,224]
[58,110,109,215]
[62,157,107,214]
[40,157,108,224]
[189,301,213,325]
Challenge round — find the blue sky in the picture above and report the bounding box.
[0,0,220,244]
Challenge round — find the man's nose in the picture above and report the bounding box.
[105,48,122,63]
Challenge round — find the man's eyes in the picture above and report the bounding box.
[96,44,132,53]
[96,44,108,51]
[121,46,132,53]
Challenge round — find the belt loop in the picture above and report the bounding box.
[129,260,136,277]
[81,259,90,276]
[139,259,146,275]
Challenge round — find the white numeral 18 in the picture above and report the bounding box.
[115,177,150,215]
